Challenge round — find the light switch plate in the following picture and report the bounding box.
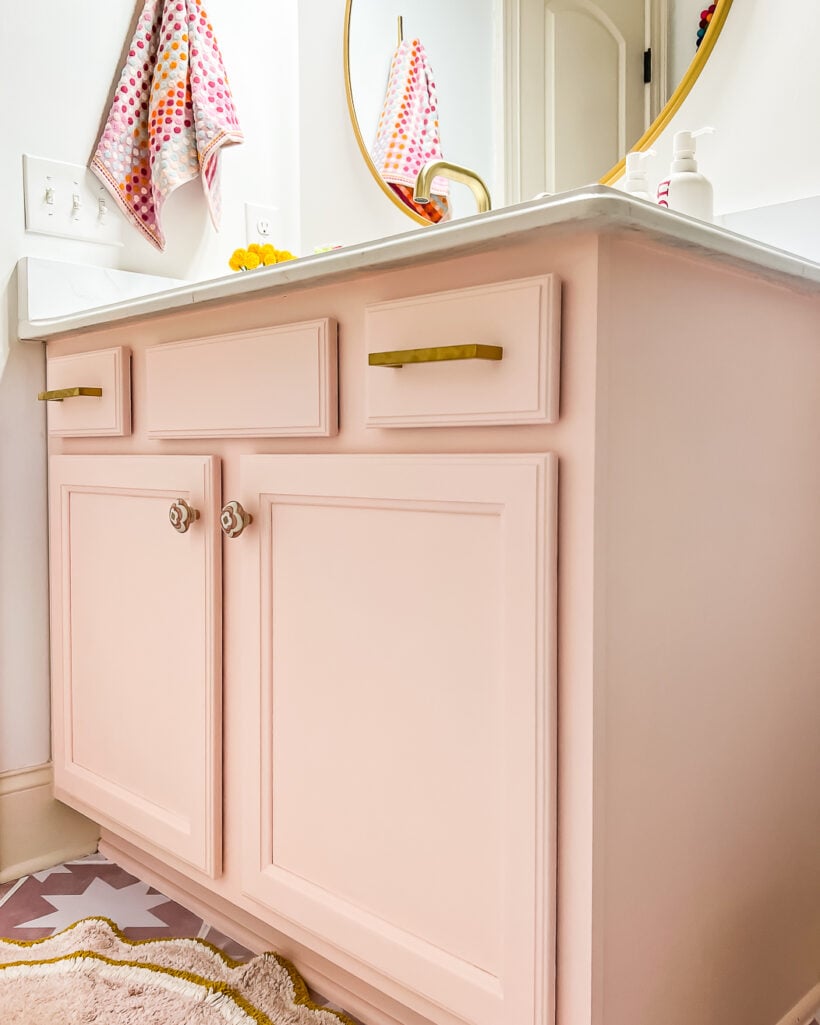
[23,154,124,246]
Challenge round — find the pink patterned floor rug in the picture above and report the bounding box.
[0,916,354,1025]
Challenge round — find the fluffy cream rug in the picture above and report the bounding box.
[0,917,354,1025]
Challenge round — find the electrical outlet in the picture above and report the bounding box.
[245,203,280,246]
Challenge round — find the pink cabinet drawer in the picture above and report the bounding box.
[43,346,131,437]
[145,320,338,438]
[365,274,561,428]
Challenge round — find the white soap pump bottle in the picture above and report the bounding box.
[623,149,656,202]
[657,127,715,222]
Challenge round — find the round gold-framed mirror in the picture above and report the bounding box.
[343,0,734,224]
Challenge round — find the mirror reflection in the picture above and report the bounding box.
[346,0,726,222]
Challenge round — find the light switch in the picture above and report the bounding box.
[23,154,124,246]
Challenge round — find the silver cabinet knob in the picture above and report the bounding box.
[221,500,253,539]
[169,499,200,534]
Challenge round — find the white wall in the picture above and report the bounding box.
[1,1,294,286]
[117,0,302,279]
[0,332,51,773]
[0,0,417,775]
[637,0,820,217]
[0,0,295,774]
[669,0,705,88]
[0,2,136,774]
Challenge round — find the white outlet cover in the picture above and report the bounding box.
[244,203,281,246]
[23,154,124,247]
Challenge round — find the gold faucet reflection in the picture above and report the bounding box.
[413,160,492,215]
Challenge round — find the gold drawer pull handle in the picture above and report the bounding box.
[221,500,253,539]
[169,499,200,534]
[368,344,503,369]
[38,387,103,402]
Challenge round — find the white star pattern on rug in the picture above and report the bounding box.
[19,878,169,930]
[30,864,73,883]
[31,855,107,883]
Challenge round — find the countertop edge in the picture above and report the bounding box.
[19,187,820,341]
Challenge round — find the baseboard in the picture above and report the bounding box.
[0,763,99,882]
[774,983,820,1025]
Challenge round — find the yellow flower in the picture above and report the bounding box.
[228,248,248,271]
[229,243,297,271]
[259,245,295,266]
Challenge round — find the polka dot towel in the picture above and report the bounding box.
[371,38,449,201]
[91,0,243,251]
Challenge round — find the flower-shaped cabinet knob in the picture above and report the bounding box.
[169,498,200,534]
[220,500,253,539]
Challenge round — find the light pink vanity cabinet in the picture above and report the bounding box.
[44,271,560,1025]
[39,214,820,1025]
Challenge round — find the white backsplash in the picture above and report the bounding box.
[18,257,186,323]
[720,195,820,264]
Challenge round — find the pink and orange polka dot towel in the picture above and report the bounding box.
[371,38,449,203]
[91,0,243,251]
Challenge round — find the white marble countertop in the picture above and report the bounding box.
[19,186,820,341]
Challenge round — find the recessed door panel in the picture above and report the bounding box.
[239,454,557,1025]
[49,455,221,876]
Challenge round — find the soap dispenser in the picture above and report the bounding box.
[623,149,656,202]
[657,128,715,222]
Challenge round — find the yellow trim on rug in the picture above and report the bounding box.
[275,954,361,1025]
[0,916,359,1025]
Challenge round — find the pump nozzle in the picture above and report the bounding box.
[673,127,715,158]
[625,148,656,174]
[624,148,657,200]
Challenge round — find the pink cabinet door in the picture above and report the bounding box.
[49,455,222,877]
[236,454,557,1025]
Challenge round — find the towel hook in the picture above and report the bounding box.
[397,15,403,45]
